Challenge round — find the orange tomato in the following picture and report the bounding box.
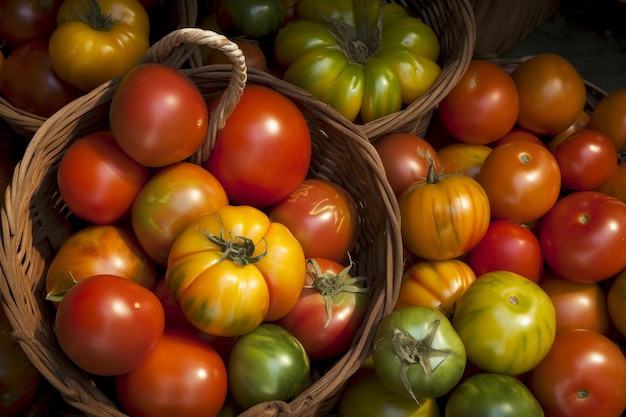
[588,88,626,151]
[437,142,492,179]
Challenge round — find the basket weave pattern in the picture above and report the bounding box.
[0,28,404,417]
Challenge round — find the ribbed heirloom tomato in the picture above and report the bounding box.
[166,205,306,337]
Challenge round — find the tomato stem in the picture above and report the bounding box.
[73,0,115,31]
[201,216,268,266]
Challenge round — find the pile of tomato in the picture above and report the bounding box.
[339,54,626,417]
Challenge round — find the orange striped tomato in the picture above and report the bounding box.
[395,259,476,317]
[399,162,490,261]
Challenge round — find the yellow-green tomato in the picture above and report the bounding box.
[339,369,440,417]
[274,1,440,123]
[452,270,557,376]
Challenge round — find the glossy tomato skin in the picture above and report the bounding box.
[115,329,228,417]
[436,142,492,179]
[476,140,561,223]
[491,129,545,148]
[467,219,544,283]
[338,368,440,417]
[215,0,286,38]
[538,190,626,283]
[0,310,41,417]
[131,162,229,266]
[372,306,466,401]
[511,53,587,136]
[553,128,617,191]
[446,373,544,417]
[400,168,490,261]
[607,268,626,338]
[373,132,442,198]
[227,323,310,410]
[0,0,63,52]
[166,205,306,336]
[268,178,359,263]
[0,41,82,117]
[45,224,157,300]
[54,274,164,376]
[588,88,626,151]
[395,259,476,318]
[57,130,149,224]
[275,258,369,360]
[204,85,311,207]
[438,60,519,145]
[539,270,609,335]
[110,63,209,167]
[529,329,626,417]
[452,270,556,375]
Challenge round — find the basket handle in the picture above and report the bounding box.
[139,27,248,164]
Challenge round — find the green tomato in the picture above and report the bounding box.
[372,306,466,402]
[215,0,286,38]
[445,373,545,417]
[274,0,440,123]
[227,324,310,409]
[338,369,440,417]
[452,271,556,376]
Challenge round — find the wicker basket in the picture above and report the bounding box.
[0,28,404,417]
[355,0,476,142]
[0,0,199,140]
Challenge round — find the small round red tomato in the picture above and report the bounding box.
[400,163,491,261]
[115,329,228,417]
[275,258,370,360]
[204,85,311,207]
[0,41,82,117]
[268,178,359,263]
[54,274,164,376]
[476,140,561,223]
[529,329,626,417]
[538,190,626,283]
[553,128,617,191]
[607,268,626,338]
[539,270,609,335]
[109,63,209,167]
[373,132,442,198]
[57,130,149,224]
[588,88,626,151]
[0,0,63,52]
[437,142,492,179]
[511,53,587,136]
[468,220,543,283]
[131,162,229,266]
[395,259,476,317]
[438,60,519,145]
[45,224,158,301]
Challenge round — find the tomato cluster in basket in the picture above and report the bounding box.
[343,53,626,417]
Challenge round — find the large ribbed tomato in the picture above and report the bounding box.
[399,162,490,261]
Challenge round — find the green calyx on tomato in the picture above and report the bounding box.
[274,0,441,123]
[305,258,370,327]
[203,222,269,266]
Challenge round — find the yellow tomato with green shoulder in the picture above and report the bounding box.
[49,0,150,92]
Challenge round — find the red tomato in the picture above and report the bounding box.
[57,130,149,224]
[436,142,492,179]
[588,88,626,151]
[553,128,617,191]
[511,53,587,136]
[204,85,311,207]
[468,220,543,283]
[0,0,63,52]
[0,41,82,117]
[437,60,519,145]
[205,38,267,71]
[373,132,442,198]
[268,178,359,263]
[115,329,228,417]
[476,140,561,223]
[45,224,158,301]
[539,269,609,335]
[529,329,626,417]
[109,63,209,167]
[54,274,164,376]
[550,109,590,152]
[131,162,229,266]
[275,258,369,360]
[539,190,626,283]
[490,129,545,148]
